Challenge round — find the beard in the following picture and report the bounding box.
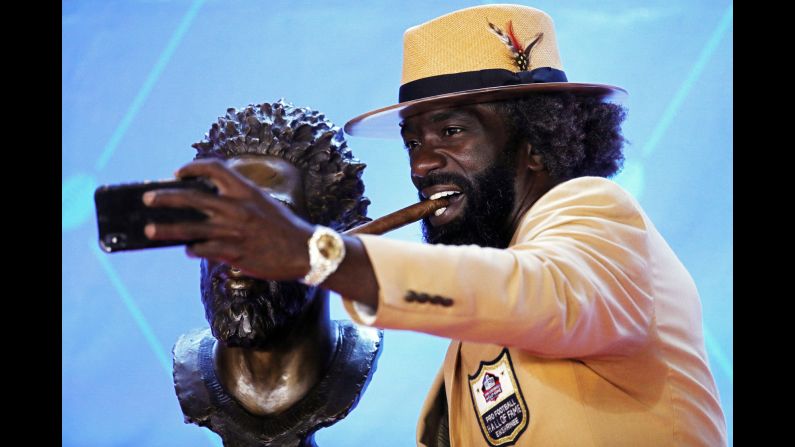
[420,152,517,249]
[200,261,312,349]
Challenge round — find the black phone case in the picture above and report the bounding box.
[94,177,218,252]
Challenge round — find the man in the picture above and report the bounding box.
[170,100,382,447]
[146,5,727,446]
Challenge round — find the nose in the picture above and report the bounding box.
[410,143,446,184]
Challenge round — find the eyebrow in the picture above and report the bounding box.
[400,109,473,137]
[429,110,471,123]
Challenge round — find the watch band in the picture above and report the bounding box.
[300,226,346,286]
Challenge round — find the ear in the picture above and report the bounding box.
[518,142,545,172]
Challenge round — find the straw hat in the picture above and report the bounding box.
[344,4,626,138]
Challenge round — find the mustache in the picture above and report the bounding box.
[205,266,308,302]
[209,264,250,280]
[209,265,299,290]
[416,172,474,200]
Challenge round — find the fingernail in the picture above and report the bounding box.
[142,191,155,205]
[144,224,156,238]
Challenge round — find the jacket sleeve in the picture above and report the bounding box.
[342,177,654,358]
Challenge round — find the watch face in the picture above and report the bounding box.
[317,233,342,260]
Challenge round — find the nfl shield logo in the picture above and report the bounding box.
[482,372,503,403]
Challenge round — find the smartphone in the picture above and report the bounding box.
[94,177,219,253]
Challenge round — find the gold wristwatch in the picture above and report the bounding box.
[300,226,346,286]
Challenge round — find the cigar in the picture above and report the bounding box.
[344,198,449,236]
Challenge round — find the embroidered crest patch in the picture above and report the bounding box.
[468,348,529,446]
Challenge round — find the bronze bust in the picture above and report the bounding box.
[172,100,382,446]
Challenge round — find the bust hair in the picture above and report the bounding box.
[192,99,370,231]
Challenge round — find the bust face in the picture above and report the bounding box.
[226,155,308,218]
[199,155,314,348]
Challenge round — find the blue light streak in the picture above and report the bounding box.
[641,4,733,158]
[94,0,207,172]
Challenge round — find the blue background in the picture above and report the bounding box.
[62,1,732,445]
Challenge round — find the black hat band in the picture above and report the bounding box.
[398,67,568,103]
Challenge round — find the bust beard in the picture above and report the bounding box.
[200,260,313,349]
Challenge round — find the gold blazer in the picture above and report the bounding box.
[344,176,727,446]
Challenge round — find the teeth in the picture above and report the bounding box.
[429,191,459,200]
[434,207,447,217]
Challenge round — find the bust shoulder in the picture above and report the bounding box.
[173,322,383,447]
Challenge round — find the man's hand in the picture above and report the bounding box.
[142,159,314,281]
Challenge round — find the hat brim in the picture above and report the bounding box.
[344,82,627,138]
